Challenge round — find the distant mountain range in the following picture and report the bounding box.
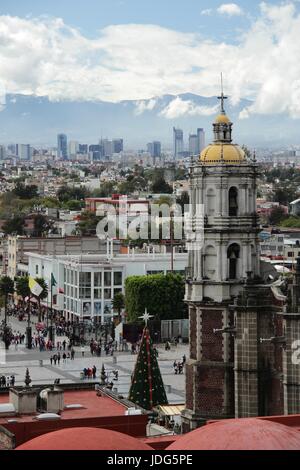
[0,93,298,149]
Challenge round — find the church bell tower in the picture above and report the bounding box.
[182,90,261,430]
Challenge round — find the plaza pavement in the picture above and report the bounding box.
[0,310,187,404]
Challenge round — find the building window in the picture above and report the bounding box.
[79,272,91,298]
[94,288,101,299]
[229,187,238,217]
[287,252,294,257]
[94,272,102,286]
[114,272,122,285]
[104,288,111,300]
[104,272,111,287]
[227,243,240,279]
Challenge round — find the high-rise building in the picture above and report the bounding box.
[89,144,102,162]
[16,144,31,161]
[188,134,198,156]
[113,139,124,154]
[69,140,79,158]
[0,145,6,160]
[197,128,205,152]
[189,129,206,156]
[57,134,68,160]
[173,127,184,159]
[79,144,88,154]
[102,139,113,158]
[147,141,161,159]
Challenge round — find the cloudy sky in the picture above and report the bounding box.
[0,1,300,119]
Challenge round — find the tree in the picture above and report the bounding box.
[33,214,53,237]
[176,191,189,210]
[118,180,135,195]
[16,276,31,306]
[125,273,186,323]
[0,276,15,349]
[112,292,125,322]
[92,182,115,198]
[57,185,89,202]
[128,326,168,410]
[13,182,38,199]
[2,216,25,235]
[151,177,173,194]
[273,187,295,205]
[62,199,84,211]
[77,210,102,236]
[34,278,48,322]
[268,206,287,225]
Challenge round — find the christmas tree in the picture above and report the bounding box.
[128,313,168,410]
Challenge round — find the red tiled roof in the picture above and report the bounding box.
[168,418,300,450]
[0,390,126,423]
[15,427,152,450]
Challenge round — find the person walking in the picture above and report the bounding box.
[53,354,57,365]
[50,356,53,365]
[63,353,66,363]
[57,352,61,365]
[92,365,97,379]
[71,349,75,360]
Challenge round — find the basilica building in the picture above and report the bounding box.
[183,94,300,432]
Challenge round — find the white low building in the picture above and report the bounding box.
[25,247,188,323]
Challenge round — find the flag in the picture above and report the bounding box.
[51,274,57,287]
[58,287,64,294]
[28,277,43,297]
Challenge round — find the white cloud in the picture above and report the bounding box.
[160,97,219,119]
[0,4,300,118]
[134,98,157,115]
[217,3,243,16]
[201,9,213,16]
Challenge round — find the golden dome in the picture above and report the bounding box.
[215,113,231,124]
[200,143,246,165]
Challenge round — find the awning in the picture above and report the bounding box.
[156,404,185,416]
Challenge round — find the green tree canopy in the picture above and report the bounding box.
[16,276,31,302]
[13,182,39,199]
[2,216,25,235]
[92,182,116,198]
[125,273,186,323]
[151,177,173,194]
[112,292,125,320]
[268,206,287,225]
[57,185,89,202]
[33,214,53,237]
[77,210,102,235]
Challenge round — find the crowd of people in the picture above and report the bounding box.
[82,365,97,379]
[0,375,15,387]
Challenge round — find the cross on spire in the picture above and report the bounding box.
[217,72,228,113]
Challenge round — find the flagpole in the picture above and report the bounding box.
[50,276,54,344]
[26,295,32,350]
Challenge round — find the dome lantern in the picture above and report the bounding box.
[199,77,246,165]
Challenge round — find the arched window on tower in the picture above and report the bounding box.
[229,187,238,216]
[227,243,240,280]
[206,188,216,215]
